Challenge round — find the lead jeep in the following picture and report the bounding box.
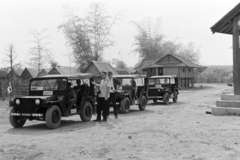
[9,73,95,129]
[113,74,148,113]
[148,75,179,104]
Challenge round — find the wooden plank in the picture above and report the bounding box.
[232,16,240,95]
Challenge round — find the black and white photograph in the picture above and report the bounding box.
[1,0,240,159]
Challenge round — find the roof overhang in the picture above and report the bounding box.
[113,74,147,79]
[150,75,177,79]
[34,73,93,80]
[211,3,240,35]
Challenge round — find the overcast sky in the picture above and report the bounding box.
[0,0,239,69]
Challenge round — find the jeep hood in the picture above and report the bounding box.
[17,96,58,101]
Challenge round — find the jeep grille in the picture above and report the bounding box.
[19,99,38,113]
[148,89,160,96]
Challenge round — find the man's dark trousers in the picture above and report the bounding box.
[107,92,118,117]
[97,97,108,120]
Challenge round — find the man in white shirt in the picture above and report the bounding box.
[92,71,110,122]
[107,71,121,118]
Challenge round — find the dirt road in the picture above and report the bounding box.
[1,84,240,160]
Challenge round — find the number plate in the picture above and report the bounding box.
[71,109,77,114]
[43,91,53,95]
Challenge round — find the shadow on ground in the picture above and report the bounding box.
[6,118,98,135]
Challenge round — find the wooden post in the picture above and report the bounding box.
[232,16,240,95]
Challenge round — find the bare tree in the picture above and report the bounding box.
[28,29,52,74]
[59,3,121,70]
[3,44,22,85]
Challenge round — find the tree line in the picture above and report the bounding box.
[195,66,232,83]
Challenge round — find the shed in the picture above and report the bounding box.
[142,54,201,88]
[84,61,118,82]
[5,68,23,86]
[20,67,38,85]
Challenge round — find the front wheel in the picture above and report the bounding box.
[46,105,61,129]
[80,102,93,122]
[163,93,169,105]
[138,96,147,110]
[120,97,130,113]
[9,108,26,128]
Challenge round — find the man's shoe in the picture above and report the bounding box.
[115,116,118,119]
[102,119,107,122]
[93,119,101,122]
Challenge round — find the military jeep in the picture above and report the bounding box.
[9,73,95,129]
[148,75,179,104]
[113,74,148,113]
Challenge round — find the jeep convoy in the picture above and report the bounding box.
[9,73,179,129]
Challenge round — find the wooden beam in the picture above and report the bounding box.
[232,16,240,95]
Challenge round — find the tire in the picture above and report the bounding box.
[153,99,157,103]
[80,102,93,122]
[173,92,178,103]
[120,97,130,113]
[46,105,61,129]
[9,108,26,128]
[163,93,169,105]
[138,96,147,110]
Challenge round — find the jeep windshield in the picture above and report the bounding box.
[120,78,144,86]
[149,78,175,85]
[30,78,67,91]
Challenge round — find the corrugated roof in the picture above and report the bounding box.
[134,58,157,70]
[36,73,92,80]
[0,70,8,78]
[6,68,22,77]
[211,3,240,35]
[54,66,80,74]
[115,68,130,75]
[143,54,201,69]
[27,68,39,78]
[85,61,119,75]
[172,54,201,68]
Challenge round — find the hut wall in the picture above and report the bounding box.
[85,64,101,77]
[163,67,179,76]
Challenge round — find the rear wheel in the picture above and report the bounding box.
[138,96,147,110]
[163,93,169,105]
[173,92,178,102]
[9,108,26,128]
[120,97,130,113]
[46,105,61,129]
[80,102,93,122]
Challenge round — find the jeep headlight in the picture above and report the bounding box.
[35,99,41,105]
[15,99,20,105]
